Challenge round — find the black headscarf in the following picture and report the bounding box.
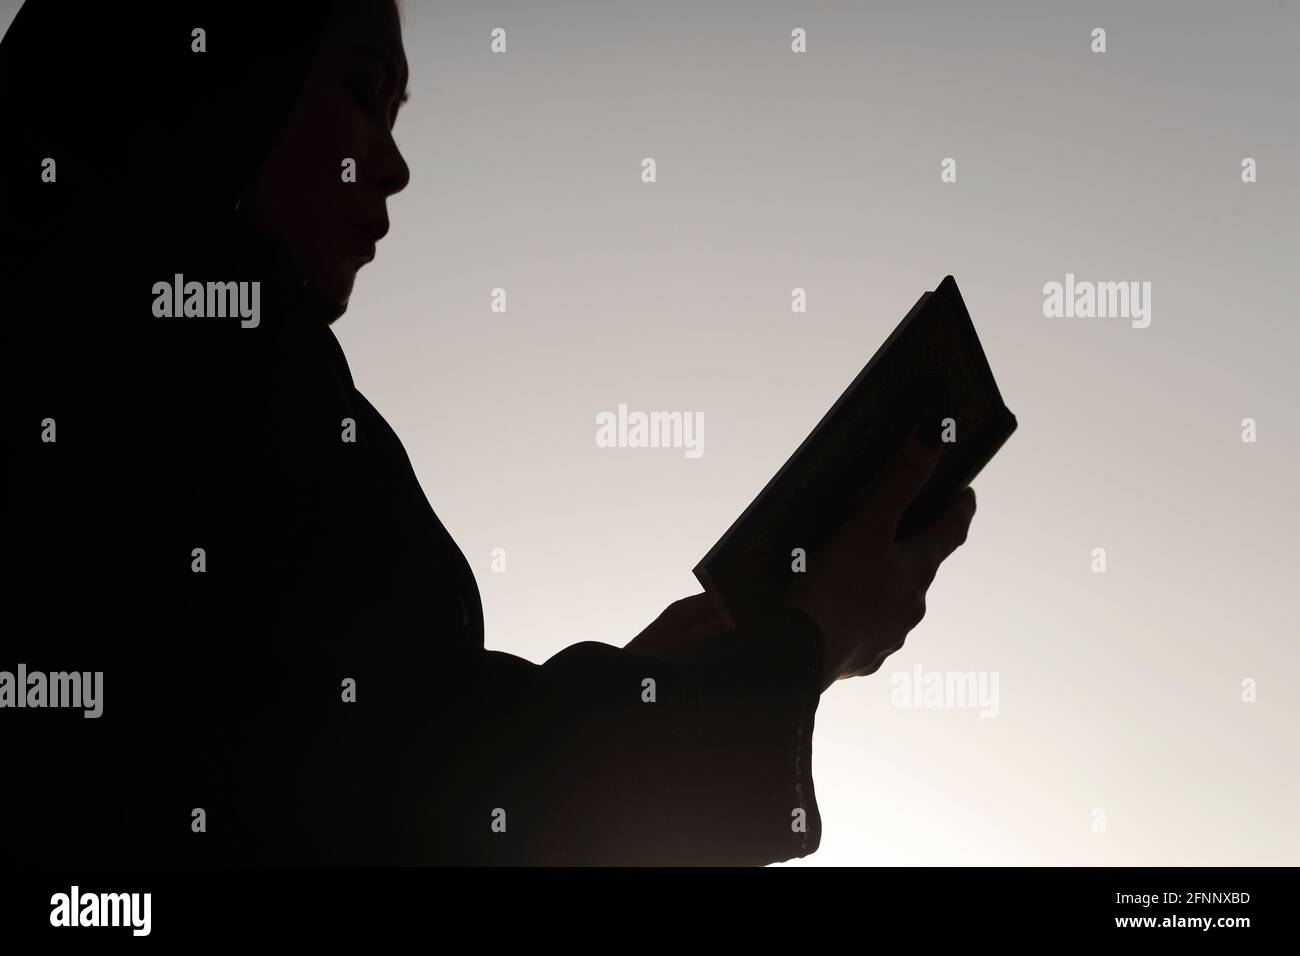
[0,0,353,428]
[0,0,330,262]
[0,0,349,863]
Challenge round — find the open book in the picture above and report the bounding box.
[693,275,1018,629]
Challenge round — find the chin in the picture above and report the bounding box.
[321,269,359,307]
[296,267,356,325]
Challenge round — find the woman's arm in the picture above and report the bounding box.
[464,606,827,866]
[278,594,826,866]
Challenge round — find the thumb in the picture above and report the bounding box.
[868,426,942,533]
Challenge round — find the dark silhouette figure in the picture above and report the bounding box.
[0,0,975,866]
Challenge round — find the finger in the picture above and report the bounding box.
[866,428,943,534]
[906,487,976,568]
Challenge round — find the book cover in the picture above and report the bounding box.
[693,275,1017,629]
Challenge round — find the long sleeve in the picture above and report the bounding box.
[283,606,825,867]
[6,279,827,866]
[477,609,825,865]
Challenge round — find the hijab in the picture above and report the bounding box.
[0,0,354,863]
[0,1,331,261]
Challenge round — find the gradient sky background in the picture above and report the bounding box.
[7,0,1295,865]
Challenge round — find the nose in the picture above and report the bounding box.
[377,129,410,196]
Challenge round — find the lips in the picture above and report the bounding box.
[353,221,388,263]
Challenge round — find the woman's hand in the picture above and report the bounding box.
[626,429,976,689]
[789,428,977,694]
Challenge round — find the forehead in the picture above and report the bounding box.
[324,0,407,73]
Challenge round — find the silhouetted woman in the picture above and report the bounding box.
[0,0,975,865]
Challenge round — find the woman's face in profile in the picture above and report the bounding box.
[241,0,411,311]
